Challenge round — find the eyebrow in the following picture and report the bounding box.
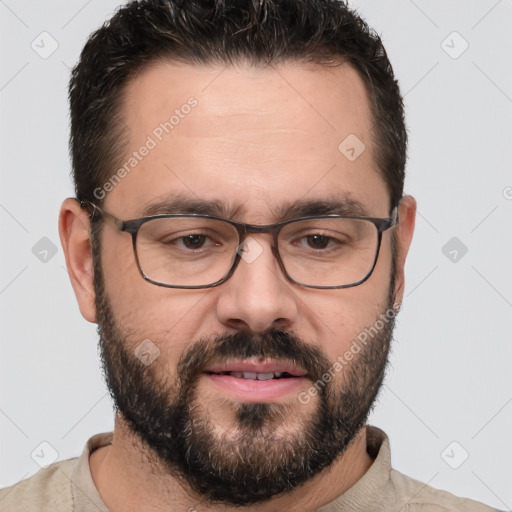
[274,197,370,220]
[141,195,241,218]
[139,194,370,221]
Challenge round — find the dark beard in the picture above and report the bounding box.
[91,230,395,506]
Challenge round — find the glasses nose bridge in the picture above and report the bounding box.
[237,221,282,248]
[228,221,287,286]
[233,221,284,265]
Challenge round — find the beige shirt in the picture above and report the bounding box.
[0,426,499,511]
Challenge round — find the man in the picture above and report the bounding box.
[0,1,499,511]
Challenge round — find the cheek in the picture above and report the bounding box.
[99,231,205,332]
[112,292,213,352]
[300,258,392,365]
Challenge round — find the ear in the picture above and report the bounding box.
[58,198,97,323]
[392,195,416,308]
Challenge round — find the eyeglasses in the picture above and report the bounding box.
[79,199,398,290]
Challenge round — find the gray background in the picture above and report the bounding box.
[0,0,511,508]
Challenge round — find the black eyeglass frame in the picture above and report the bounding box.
[79,199,399,290]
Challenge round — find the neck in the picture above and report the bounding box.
[90,416,373,512]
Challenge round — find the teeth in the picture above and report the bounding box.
[256,373,274,380]
[224,371,291,380]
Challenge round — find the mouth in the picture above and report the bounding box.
[205,371,297,380]
[204,360,307,379]
[202,360,308,402]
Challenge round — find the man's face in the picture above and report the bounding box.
[92,62,399,504]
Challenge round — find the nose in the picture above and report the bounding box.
[215,236,300,333]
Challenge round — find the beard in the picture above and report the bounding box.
[91,228,397,506]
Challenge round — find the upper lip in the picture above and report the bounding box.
[204,359,308,377]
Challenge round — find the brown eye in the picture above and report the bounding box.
[305,235,331,250]
[181,234,207,249]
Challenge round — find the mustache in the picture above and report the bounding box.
[176,328,332,389]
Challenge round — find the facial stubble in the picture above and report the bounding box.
[91,227,396,505]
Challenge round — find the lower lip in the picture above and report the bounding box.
[204,373,307,402]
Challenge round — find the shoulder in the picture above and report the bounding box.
[323,426,500,512]
[390,469,501,512]
[0,458,77,512]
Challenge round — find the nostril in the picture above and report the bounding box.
[272,317,290,330]
[224,318,250,331]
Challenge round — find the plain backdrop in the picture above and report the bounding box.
[0,0,511,509]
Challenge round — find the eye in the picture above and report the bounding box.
[178,234,208,249]
[303,234,334,250]
[292,231,346,251]
[168,233,221,250]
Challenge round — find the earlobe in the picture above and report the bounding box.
[58,198,97,323]
[392,195,417,306]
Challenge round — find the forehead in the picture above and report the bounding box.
[107,60,389,220]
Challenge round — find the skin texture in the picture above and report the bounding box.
[59,61,416,512]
